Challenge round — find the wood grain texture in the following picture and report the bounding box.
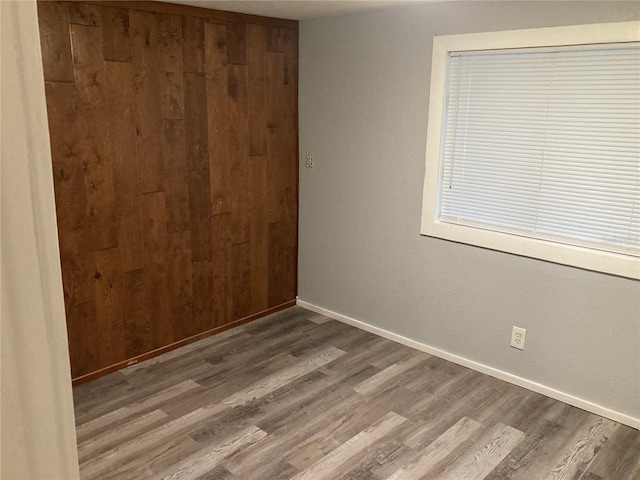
[432,423,524,479]
[74,307,640,480]
[44,81,94,310]
[182,16,204,73]
[205,23,232,215]
[123,268,152,358]
[93,247,125,367]
[247,24,267,156]
[250,156,269,312]
[59,0,298,29]
[68,2,102,26]
[101,6,130,61]
[212,213,233,326]
[266,27,284,53]
[231,242,252,321]
[158,24,185,119]
[37,1,74,81]
[162,119,191,234]
[38,1,298,379]
[228,64,251,245]
[67,301,99,378]
[226,22,247,65]
[187,166,213,262]
[160,426,267,479]
[386,416,484,480]
[77,409,169,462]
[130,9,165,194]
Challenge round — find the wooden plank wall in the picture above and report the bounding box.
[37,0,298,381]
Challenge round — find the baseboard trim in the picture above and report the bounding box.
[296,299,639,430]
[72,300,297,386]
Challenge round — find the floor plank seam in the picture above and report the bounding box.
[74,306,640,480]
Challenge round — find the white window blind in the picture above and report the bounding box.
[439,43,640,257]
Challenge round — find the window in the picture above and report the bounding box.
[420,22,640,279]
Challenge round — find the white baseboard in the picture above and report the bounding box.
[296,299,639,430]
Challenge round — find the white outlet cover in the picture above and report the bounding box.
[511,326,527,350]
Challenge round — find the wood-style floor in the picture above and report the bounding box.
[73,306,640,479]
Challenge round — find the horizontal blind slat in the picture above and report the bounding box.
[441,43,640,253]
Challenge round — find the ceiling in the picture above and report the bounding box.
[161,0,435,21]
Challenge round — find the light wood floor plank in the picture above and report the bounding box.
[99,435,201,480]
[223,432,283,476]
[291,411,406,480]
[160,425,268,479]
[546,417,619,480]
[81,402,229,479]
[387,416,484,480]
[76,379,200,439]
[433,422,525,480]
[223,346,346,407]
[305,312,332,324]
[585,423,640,479]
[353,354,429,396]
[77,408,168,462]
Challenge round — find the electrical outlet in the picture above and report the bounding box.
[511,326,527,350]
[306,152,314,168]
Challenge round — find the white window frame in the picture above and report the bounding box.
[420,21,640,280]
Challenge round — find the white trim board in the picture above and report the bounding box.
[296,299,639,430]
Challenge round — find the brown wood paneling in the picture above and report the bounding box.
[232,242,252,320]
[171,302,193,342]
[282,28,297,86]
[226,22,247,65]
[212,213,232,326]
[184,72,209,171]
[168,231,194,307]
[158,23,184,120]
[67,302,98,377]
[38,0,298,381]
[77,108,119,251]
[266,27,283,53]
[187,167,212,261]
[192,259,214,334]
[182,16,204,73]
[130,9,164,193]
[267,221,287,308]
[205,23,232,215]
[266,50,287,224]
[140,191,172,348]
[101,6,130,61]
[123,268,152,358]
[157,12,182,35]
[228,64,251,245]
[250,158,268,312]
[72,22,119,250]
[104,61,145,272]
[70,22,104,108]
[93,247,125,367]
[247,24,268,156]
[61,1,298,29]
[162,119,191,233]
[37,1,74,82]
[44,81,94,307]
[68,2,101,26]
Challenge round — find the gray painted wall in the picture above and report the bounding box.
[298,2,640,419]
